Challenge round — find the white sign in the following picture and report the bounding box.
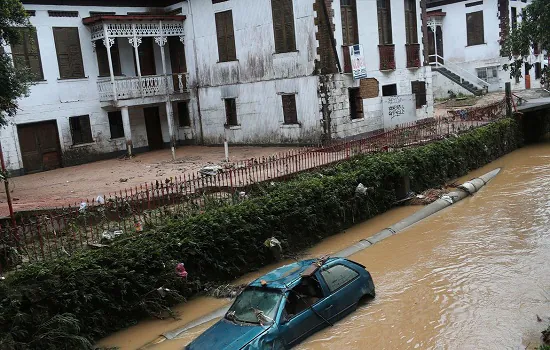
[382,94,417,128]
[349,44,367,80]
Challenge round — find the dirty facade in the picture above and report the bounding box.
[1,0,434,175]
[427,0,546,98]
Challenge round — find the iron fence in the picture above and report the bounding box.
[0,98,507,272]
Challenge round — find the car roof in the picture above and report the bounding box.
[248,257,341,290]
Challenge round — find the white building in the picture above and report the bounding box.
[427,0,546,98]
[2,0,434,175]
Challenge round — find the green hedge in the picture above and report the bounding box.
[0,119,521,349]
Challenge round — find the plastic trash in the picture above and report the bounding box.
[441,195,454,204]
[176,263,188,279]
[78,202,87,212]
[96,195,105,204]
[199,165,223,176]
[101,230,124,241]
[356,183,373,196]
[264,237,282,261]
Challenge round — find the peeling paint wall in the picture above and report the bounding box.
[187,0,322,145]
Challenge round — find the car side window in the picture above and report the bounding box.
[320,264,359,293]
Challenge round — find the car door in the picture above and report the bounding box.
[279,290,332,347]
[318,263,363,322]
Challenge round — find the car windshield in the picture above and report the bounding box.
[226,288,282,325]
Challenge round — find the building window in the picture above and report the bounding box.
[377,0,393,44]
[476,66,499,84]
[382,83,397,96]
[282,94,298,124]
[535,62,542,80]
[349,88,363,120]
[511,7,517,30]
[404,0,418,44]
[53,27,85,79]
[215,10,237,62]
[341,0,359,46]
[69,115,93,145]
[176,101,191,127]
[108,111,124,139]
[224,98,238,126]
[96,39,121,77]
[466,11,484,46]
[10,27,44,81]
[411,81,427,108]
[271,0,296,53]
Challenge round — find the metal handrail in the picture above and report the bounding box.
[429,54,490,89]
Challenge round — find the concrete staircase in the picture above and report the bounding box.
[433,67,485,96]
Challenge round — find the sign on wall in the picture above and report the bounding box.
[349,44,368,80]
[382,95,417,128]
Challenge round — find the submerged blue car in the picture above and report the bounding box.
[186,256,375,350]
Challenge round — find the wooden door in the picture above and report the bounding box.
[169,36,187,90]
[17,121,62,174]
[144,107,163,150]
[134,37,156,76]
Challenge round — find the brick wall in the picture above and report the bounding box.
[314,0,339,74]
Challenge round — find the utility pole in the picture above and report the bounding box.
[0,142,16,228]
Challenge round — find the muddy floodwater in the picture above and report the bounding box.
[97,142,550,350]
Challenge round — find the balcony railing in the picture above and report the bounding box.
[379,44,396,71]
[406,44,421,68]
[97,73,189,102]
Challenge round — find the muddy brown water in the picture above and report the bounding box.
[97,142,550,350]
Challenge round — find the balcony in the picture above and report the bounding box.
[406,44,421,68]
[83,14,188,105]
[97,73,189,102]
[378,44,396,71]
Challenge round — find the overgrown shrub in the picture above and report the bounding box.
[0,119,521,349]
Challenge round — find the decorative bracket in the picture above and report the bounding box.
[103,37,115,48]
[179,35,185,44]
[128,37,142,48]
[155,36,167,47]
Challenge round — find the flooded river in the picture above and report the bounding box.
[98,142,550,350]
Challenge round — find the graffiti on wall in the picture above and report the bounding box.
[382,95,417,128]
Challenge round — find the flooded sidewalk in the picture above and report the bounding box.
[97,142,550,350]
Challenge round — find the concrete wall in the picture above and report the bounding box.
[432,0,545,94]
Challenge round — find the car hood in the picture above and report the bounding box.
[186,318,270,350]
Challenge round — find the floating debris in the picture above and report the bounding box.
[206,284,247,299]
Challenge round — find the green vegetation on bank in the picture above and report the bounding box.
[0,119,522,349]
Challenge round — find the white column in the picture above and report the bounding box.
[102,25,117,101]
[121,107,133,157]
[156,21,176,161]
[130,24,143,97]
[165,101,177,161]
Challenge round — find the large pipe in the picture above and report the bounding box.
[335,168,501,257]
[139,168,501,347]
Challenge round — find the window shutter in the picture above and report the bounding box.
[283,0,296,52]
[168,36,187,73]
[225,12,237,61]
[377,0,392,44]
[53,27,84,79]
[11,28,44,80]
[272,0,285,53]
[467,11,484,46]
[216,11,236,62]
[80,116,93,143]
[341,1,358,46]
[282,95,298,124]
[411,81,426,108]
